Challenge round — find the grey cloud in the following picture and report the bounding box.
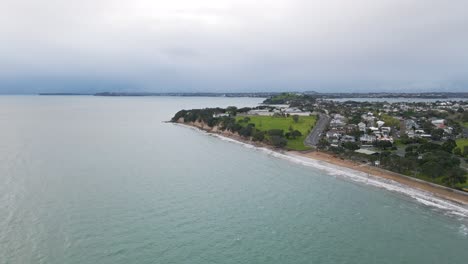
[1,0,467,93]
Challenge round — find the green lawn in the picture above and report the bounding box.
[462,122,468,128]
[236,115,317,151]
[455,139,468,189]
[456,138,468,150]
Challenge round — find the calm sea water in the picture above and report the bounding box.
[0,96,467,264]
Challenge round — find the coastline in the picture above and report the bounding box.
[174,121,468,208]
[292,151,468,206]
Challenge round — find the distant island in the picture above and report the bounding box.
[38,91,468,99]
[171,93,468,204]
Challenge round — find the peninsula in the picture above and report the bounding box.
[171,93,468,204]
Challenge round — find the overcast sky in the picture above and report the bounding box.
[1,0,468,93]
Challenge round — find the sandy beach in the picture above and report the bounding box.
[177,121,468,206]
[292,151,468,205]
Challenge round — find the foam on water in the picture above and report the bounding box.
[459,224,468,237]
[177,124,468,219]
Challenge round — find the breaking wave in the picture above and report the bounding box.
[176,123,468,219]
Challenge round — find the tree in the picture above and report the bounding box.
[237,107,252,114]
[443,168,467,187]
[418,150,462,180]
[405,145,418,153]
[343,142,359,151]
[290,130,302,139]
[206,117,217,127]
[421,161,442,179]
[348,129,363,140]
[252,130,265,141]
[431,128,444,141]
[454,147,462,156]
[268,129,284,137]
[374,141,393,150]
[270,135,287,148]
[381,114,400,127]
[463,112,468,122]
[226,106,238,116]
[349,114,362,124]
[441,139,457,153]
[329,146,345,154]
[418,142,442,153]
[238,124,254,138]
[292,115,299,123]
[317,138,330,149]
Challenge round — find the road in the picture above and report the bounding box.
[305,113,331,147]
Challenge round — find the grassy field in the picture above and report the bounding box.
[236,115,317,151]
[455,139,468,189]
[456,138,468,149]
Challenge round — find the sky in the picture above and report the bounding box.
[1,0,468,94]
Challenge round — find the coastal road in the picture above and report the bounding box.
[305,113,331,147]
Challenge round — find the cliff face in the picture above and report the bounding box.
[175,119,242,139]
[176,118,218,132]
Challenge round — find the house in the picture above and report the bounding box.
[381,127,392,135]
[431,119,446,129]
[341,135,356,143]
[213,113,229,118]
[376,135,394,144]
[443,127,453,135]
[247,109,275,116]
[330,118,346,128]
[326,130,342,140]
[344,124,358,134]
[355,149,379,155]
[403,119,418,131]
[334,114,346,121]
[360,134,376,144]
[362,115,376,127]
[463,128,468,138]
[326,130,343,145]
[358,122,366,132]
[284,107,311,116]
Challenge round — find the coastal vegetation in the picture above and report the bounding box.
[172,95,468,191]
[171,107,316,151]
[262,93,303,104]
[455,139,468,156]
[262,93,317,111]
[235,115,317,150]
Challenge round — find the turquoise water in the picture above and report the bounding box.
[0,96,467,264]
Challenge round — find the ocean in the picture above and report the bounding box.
[0,95,467,264]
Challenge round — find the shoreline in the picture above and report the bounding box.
[174,121,468,207]
[292,151,468,206]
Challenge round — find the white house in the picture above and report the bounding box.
[247,109,275,116]
[341,135,356,143]
[213,113,229,118]
[330,119,345,128]
[284,107,311,116]
[358,122,366,132]
[360,134,376,144]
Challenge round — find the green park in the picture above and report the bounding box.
[236,115,316,151]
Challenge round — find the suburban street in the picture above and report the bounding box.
[305,113,330,147]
